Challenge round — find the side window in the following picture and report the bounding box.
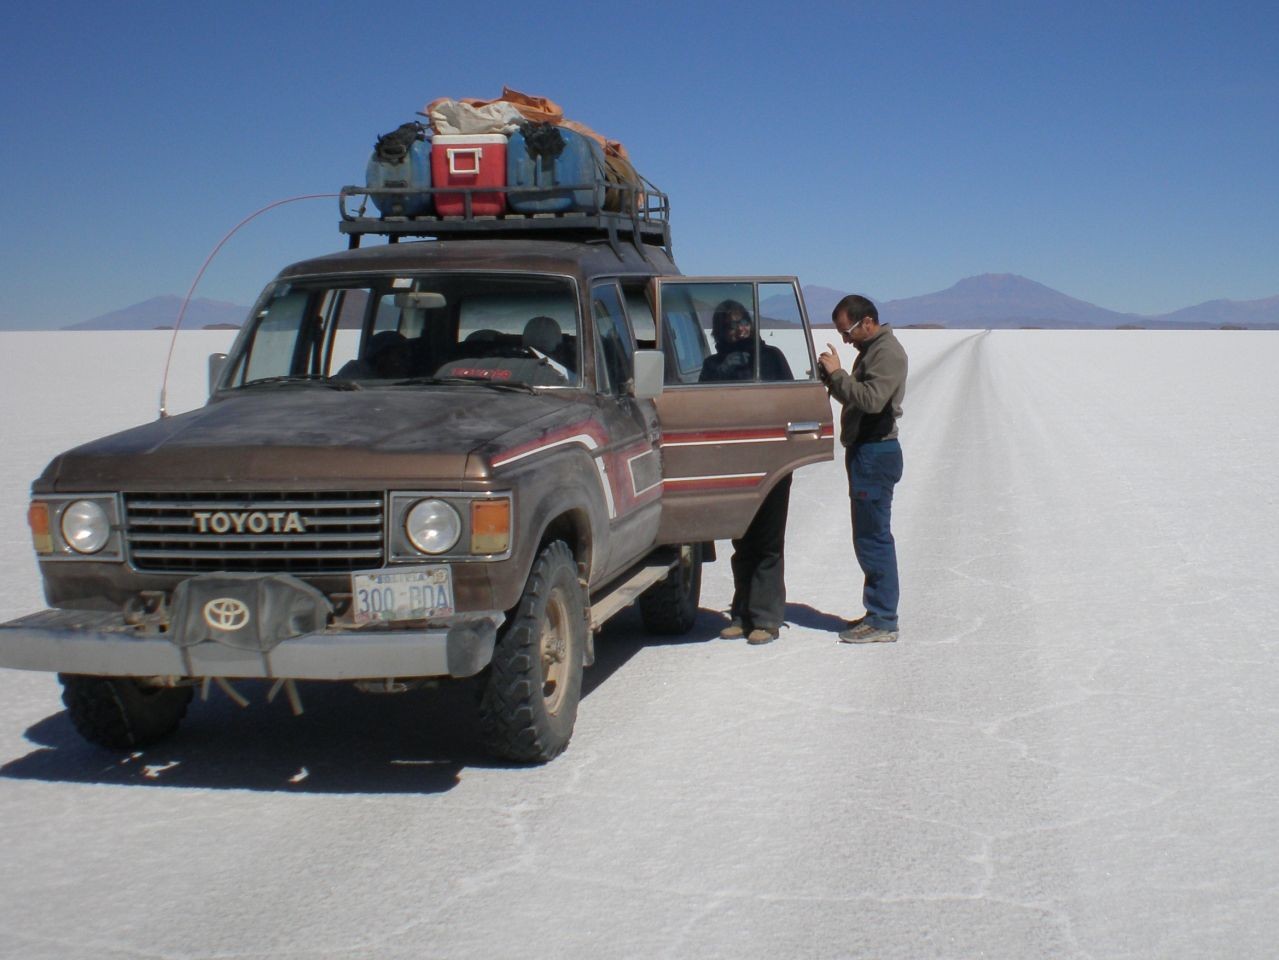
[328,287,415,380]
[623,285,656,346]
[324,289,367,375]
[239,290,314,382]
[657,279,815,385]
[591,282,635,395]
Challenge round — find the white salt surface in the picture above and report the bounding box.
[0,329,1276,959]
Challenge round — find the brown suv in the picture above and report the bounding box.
[0,204,832,762]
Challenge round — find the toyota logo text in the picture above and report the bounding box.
[192,510,306,535]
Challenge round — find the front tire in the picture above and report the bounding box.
[638,544,703,635]
[480,541,586,763]
[59,674,193,750]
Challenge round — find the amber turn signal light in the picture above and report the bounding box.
[470,499,511,554]
[28,502,52,555]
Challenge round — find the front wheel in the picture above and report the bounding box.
[638,543,703,636]
[480,540,586,763]
[59,674,194,750]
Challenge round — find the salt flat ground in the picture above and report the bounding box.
[0,330,1276,959]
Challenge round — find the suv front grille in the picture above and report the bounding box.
[123,491,385,574]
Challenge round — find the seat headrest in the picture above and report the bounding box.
[522,315,562,355]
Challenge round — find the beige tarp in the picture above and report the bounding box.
[422,86,632,160]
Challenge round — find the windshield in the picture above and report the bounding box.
[221,273,581,390]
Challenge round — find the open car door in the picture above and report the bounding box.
[651,277,834,543]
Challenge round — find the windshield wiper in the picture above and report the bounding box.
[389,376,537,394]
[239,375,362,391]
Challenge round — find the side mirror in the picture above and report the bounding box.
[631,349,664,400]
[208,353,228,396]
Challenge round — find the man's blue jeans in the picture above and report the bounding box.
[846,439,903,629]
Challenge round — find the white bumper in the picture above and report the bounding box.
[0,608,504,680]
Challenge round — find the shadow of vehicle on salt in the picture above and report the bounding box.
[1,678,487,795]
[1,605,735,795]
[583,604,726,698]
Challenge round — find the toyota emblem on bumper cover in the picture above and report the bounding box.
[203,597,251,631]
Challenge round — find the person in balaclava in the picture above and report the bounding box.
[699,299,794,645]
[699,299,792,383]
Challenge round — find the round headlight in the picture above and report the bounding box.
[405,499,461,555]
[61,500,110,554]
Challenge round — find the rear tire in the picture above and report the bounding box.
[479,541,585,763]
[59,674,193,750]
[638,544,703,636]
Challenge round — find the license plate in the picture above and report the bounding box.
[351,565,454,625]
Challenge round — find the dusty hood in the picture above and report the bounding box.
[40,385,589,489]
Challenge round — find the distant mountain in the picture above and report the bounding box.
[796,275,1279,330]
[48,279,1279,333]
[795,285,863,322]
[1148,294,1279,329]
[882,274,1136,328]
[65,296,249,331]
[759,285,871,326]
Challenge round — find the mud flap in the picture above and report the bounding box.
[445,621,497,678]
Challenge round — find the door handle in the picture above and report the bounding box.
[786,421,821,434]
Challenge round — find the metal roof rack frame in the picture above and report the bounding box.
[339,175,672,262]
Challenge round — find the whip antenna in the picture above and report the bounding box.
[159,193,338,418]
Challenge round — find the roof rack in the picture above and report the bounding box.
[338,176,672,260]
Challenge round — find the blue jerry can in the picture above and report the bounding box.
[507,126,603,214]
[366,136,432,217]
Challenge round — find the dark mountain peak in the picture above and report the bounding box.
[66,296,249,331]
[881,274,1130,328]
[949,273,1049,295]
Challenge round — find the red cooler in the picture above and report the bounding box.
[432,134,508,216]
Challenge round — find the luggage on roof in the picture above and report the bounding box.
[342,88,671,255]
[364,122,432,217]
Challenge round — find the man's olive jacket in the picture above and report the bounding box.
[822,325,908,447]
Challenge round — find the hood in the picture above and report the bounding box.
[40,385,590,490]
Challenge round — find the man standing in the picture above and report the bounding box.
[817,295,908,643]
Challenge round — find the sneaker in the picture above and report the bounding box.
[747,628,778,645]
[838,622,899,644]
[720,619,745,640]
[844,614,869,630]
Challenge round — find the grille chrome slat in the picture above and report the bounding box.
[128,532,384,544]
[126,498,383,511]
[131,549,384,561]
[127,515,382,529]
[123,492,386,574]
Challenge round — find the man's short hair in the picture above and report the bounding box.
[833,294,878,326]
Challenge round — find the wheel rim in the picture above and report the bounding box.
[539,586,571,715]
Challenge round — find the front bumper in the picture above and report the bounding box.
[0,607,504,680]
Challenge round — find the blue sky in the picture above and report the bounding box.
[2,1,1276,329]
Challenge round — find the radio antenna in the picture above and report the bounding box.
[159,193,338,418]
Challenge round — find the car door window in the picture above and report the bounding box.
[655,279,816,385]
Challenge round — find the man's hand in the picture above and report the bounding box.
[818,343,842,377]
